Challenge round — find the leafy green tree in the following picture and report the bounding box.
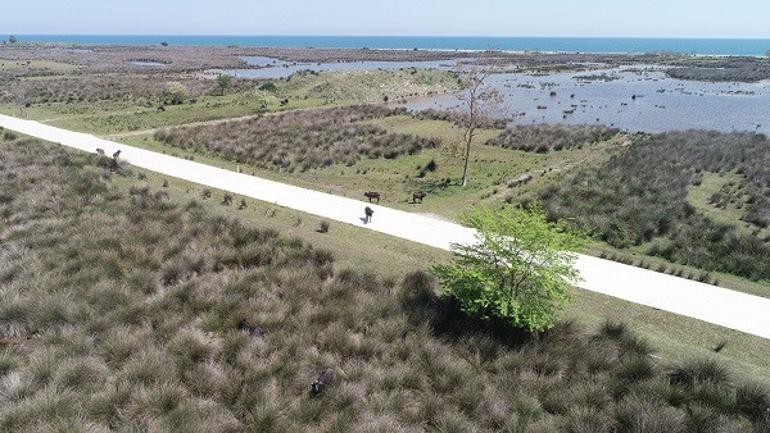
[165,81,189,105]
[432,205,585,332]
[216,74,233,96]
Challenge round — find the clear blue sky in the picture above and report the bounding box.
[3,0,770,38]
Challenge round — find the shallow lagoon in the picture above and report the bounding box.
[403,66,770,134]
[217,57,770,134]
[213,56,460,79]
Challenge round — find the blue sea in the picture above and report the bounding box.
[12,35,770,56]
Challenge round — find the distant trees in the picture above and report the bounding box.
[216,74,233,96]
[8,35,17,44]
[456,62,502,187]
[432,206,585,332]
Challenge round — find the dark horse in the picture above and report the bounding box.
[412,191,427,203]
[364,191,381,203]
[364,206,374,223]
[311,368,335,396]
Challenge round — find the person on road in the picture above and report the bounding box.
[364,206,374,224]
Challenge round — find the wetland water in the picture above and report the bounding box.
[212,56,461,79]
[215,57,770,134]
[403,66,770,134]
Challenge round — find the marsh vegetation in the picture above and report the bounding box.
[487,124,620,153]
[1,134,768,433]
[539,130,770,281]
[154,106,438,171]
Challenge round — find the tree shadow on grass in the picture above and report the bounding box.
[399,271,540,351]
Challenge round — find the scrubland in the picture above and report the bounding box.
[1,133,769,433]
[538,131,770,283]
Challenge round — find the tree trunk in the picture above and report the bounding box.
[461,127,474,188]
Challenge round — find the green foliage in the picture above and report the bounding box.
[164,81,189,105]
[8,35,16,44]
[432,205,586,331]
[259,81,278,92]
[216,74,233,96]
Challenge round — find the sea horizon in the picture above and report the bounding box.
[11,34,770,56]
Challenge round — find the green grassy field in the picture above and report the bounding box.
[0,59,82,73]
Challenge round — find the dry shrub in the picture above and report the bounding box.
[154,106,437,172]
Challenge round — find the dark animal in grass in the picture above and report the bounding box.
[364,206,374,223]
[95,148,105,155]
[157,105,166,112]
[112,150,121,159]
[237,319,264,337]
[310,368,335,396]
[221,194,233,206]
[412,191,427,203]
[364,191,381,203]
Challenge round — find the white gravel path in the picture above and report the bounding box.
[2,114,769,339]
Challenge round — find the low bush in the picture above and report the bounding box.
[155,106,436,172]
[539,130,770,281]
[0,73,252,106]
[317,220,330,233]
[486,124,620,153]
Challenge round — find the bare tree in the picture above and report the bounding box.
[12,87,28,118]
[457,61,502,188]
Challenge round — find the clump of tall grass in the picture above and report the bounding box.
[539,130,770,281]
[154,106,436,172]
[0,138,767,433]
[487,124,620,153]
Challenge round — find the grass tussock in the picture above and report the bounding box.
[486,124,620,153]
[154,105,437,172]
[0,73,254,106]
[539,130,770,281]
[0,135,767,432]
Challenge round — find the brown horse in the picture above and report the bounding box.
[412,191,427,203]
[364,191,381,203]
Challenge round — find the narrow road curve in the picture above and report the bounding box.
[1,114,769,339]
